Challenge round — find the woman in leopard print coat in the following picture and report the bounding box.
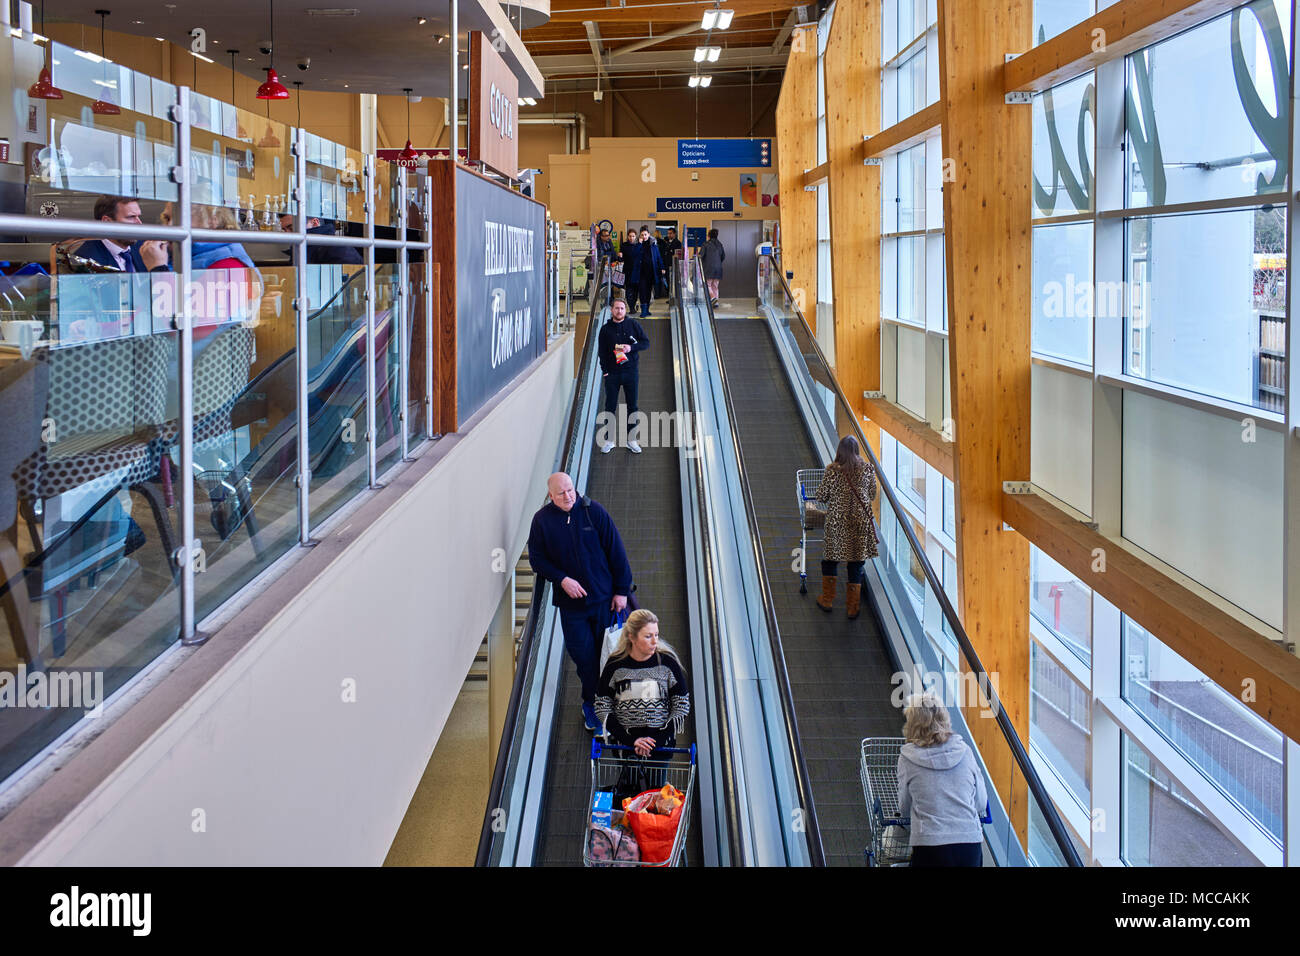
[816,435,878,619]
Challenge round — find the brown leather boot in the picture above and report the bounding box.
[846,583,862,620]
[816,575,836,612]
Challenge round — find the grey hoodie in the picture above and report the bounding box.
[896,735,988,847]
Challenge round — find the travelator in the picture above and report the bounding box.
[476,255,1083,867]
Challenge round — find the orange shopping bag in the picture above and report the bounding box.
[623,786,685,864]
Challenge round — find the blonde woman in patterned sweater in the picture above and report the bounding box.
[594,609,691,756]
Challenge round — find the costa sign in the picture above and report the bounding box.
[489,83,514,142]
[469,31,519,178]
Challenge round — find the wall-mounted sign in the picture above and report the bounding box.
[469,31,519,179]
[677,138,772,168]
[657,196,733,213]
[456,166,545,422]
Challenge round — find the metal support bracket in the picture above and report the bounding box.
[1002,481,1033,495]
[864,157,883,166]
[863,389,885,400]
[1005,91,1033,105]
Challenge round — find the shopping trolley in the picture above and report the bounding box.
[795,468,827,594]
[860,736,994,867]
[582,739,697,867]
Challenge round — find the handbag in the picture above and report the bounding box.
[599,607,629,678]
[609,264,625,287]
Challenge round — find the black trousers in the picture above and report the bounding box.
[604,367,640,417]
[625,280,639,313]
[909,843,982,867]
[822,560,865,584]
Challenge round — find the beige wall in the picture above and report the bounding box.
[541,136,780,236]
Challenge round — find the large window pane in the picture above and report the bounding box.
[1032,221,1093,363]
[1030,640,1091,807]
[1126,207,1286,409]
[1032,72,1094,217]
[1125,1,1290,209]
[1123,617,1283,843]
[1122,735,1261,866]
[1033,0,1095,45]
[1030,545,1091,663]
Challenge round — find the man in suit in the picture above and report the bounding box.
[77,196,172,273]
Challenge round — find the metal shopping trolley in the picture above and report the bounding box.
[796,468,827,594]
[582,739,697,867]
[860,737,912,866]
[860,736,993,867]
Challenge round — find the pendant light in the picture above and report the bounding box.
[90,10,120,115]
[27,1,63,99]
[256,0,290,99]
[399,88,417,162]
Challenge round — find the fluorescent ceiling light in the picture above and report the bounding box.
[699,75,712,87]
[688,75,700,87]
[191,51,214,64]
[707,47,720,61]
[525,97,536,106]
[694,46,721,62]
[702,9,733,29]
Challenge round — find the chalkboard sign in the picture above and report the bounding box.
[456,167,546,423]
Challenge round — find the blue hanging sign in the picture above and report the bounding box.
[677,138,772,168]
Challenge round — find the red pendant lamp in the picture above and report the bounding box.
[90,10,120,115]
[27,1,62,99]
[399,88,417,162]
[256,0,290,99]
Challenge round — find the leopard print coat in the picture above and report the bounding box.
[817,460,879,563]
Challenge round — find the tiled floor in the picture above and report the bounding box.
[715,316,903,867]
[534,303,702,866]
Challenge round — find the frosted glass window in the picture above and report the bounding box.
[1032,221,1093,363]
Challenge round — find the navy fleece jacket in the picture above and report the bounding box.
[528,496,633,612]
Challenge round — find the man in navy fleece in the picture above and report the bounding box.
[528,472,633,731]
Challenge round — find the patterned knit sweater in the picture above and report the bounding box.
[594,653,691,750]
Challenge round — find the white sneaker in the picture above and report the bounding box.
[601,441,615,454]
[628,440,642,454]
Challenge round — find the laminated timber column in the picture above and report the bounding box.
[775,23,819,331]
[937,0,1033,831]
[824,0,881,460]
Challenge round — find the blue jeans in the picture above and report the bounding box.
[560,603,608,705]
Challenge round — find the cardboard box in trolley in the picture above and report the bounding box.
[591,790,614,828]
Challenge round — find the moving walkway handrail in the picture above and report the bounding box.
[762,255,1084,866]
[668,264,745,865]
[683,257,826,866]
[475,255,611,867]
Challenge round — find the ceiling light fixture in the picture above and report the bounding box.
[694,45,720,62]
[688,75,700,87]
[399,88,417,161]
[27,1,62,99]
[701,7,733,30]
[417,16,427,24]
[91,11,121,114]
[191,50,213,64]
[256,0,290,99]
[699,75,712,86]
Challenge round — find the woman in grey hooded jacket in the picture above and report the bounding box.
[896,693,988,866]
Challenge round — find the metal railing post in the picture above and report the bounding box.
[175,86,199,644]
[365,153,378,487]
[294,127,312,544]
[424,174,435,440]
[398,165,412,461]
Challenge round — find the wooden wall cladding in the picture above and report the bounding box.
[427,160,459,434]
[937,0,1034,824]
[824,0,880,430]
[775,23,819,331]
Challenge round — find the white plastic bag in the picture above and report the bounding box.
[599,609,629,677]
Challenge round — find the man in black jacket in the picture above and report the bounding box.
[597,296,650,454]
[528,472,633,731]
[77,196,172,273]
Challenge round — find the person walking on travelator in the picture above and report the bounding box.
[701,228,726,306]
[622,229,642,314]
[816,434,879,619]
[634,227,665,318]
[528,473,634,732]
[595,608,691,755]
[597,296,650,454]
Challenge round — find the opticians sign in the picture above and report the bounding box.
[677,138,772,168]
[657,197,734,212]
